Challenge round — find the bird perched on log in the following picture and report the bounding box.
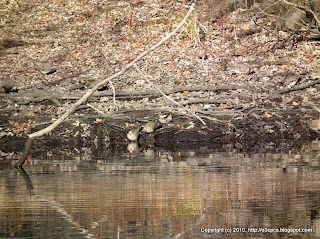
[127,127,142,141]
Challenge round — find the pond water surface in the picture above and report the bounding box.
[0,141,319,239]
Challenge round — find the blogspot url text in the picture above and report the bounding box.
[200,227,313,234]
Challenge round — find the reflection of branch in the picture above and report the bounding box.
[173,215,206,238]
[33,195,97,239]
[17,167,96,238]
[15,3,196,167]
[281,0,320,26]
[134,64,206,125]
[16,167,34,192]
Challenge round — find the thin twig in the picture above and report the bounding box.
[277,79,320,94]
[133,64,206,125]
[108,80,116,109]
[86,104,104,115]
[312,105,320,113]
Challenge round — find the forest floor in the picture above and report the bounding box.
[0,0,319,161]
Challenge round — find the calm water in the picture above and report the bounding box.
[0,141,319,239]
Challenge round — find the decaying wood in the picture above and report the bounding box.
[14,3,196,168]
[183,98,225,105]
[277,79,320,94]
[1,84,244,102]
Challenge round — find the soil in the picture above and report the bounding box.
[0,0,319,162]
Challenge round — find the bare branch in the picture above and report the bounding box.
[255,2,320,34]
[108,80,116,109]
[281,0,320,26]
[86,104,104,115]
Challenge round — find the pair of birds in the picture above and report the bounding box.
[127,121,158,141]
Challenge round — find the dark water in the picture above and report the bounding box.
[1,142,319,239]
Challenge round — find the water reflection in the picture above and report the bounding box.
[0,141,319,238]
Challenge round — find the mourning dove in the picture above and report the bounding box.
[142,121,160,134]
[1,78,14,93]
[159,114,172,124]
[197,47,207,60]
[36,62,56,75]
[307,118,320,131]
[127,127,141,141]
[230,63,252,74]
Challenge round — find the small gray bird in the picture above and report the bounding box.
[127,127,141,141]
[159,114,172,124]
[197,47,207,60]
[142,121,159,134]
[36,62,56,75]
[1,78,14,93]
[230,63,251,75]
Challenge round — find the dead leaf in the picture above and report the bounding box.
[183,91,190,94]
[221,103,230,108]
[242,23,251,31]
[25,156,32,164]
[73,52,81,59]
[95,118,103,122]
[15,122,31,133]
[264,112,273,118]
[132,42,143,48]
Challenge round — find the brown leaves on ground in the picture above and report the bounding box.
[14,122,31,133]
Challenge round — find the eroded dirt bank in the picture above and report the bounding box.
[0,0,319,161]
